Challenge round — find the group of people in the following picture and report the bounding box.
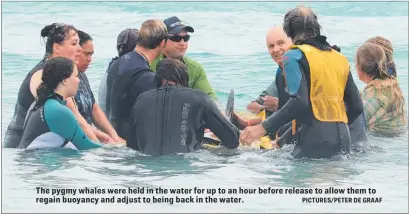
[3,6,407,159]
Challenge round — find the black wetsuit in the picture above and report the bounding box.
[98,57,119,116]
[3,60,45,148]
[274,60,367,150]
[19,93,101,150]
[262,37,363,158]
[106,51,156,138]
[126,85,240,156]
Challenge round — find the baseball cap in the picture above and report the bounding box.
[116,28,139,57]
[164,16,194,35]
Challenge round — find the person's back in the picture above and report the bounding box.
[128,86,239,156]
[19,57,101,150]
[126,58,240,156]
[107,20,168,138]
[357,37,407,137]
[3,23,81,148]
[3,60,45,148]
[99,28,139,115]
[19,95,100,150]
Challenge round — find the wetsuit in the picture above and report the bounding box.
[275,64,367,149]
[126,85,240,156]
[3,60,45,148]
[106,51,156,138]
[74,72,95,125]
[18,93,102,150]
[262,37,363,158]
[98,57,118,116]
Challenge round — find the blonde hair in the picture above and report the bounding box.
[357,42,405,112]
[365,36,396,78]
[136,19,168,49]
[356,42,389,79]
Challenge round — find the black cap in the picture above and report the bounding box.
[164,16,194,35]
[117,28,139,57]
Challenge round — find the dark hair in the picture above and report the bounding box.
[154,58,189,87]
[283,6,321,45]
[35,57,75,109]
[41,23,78,59]
[136,19,168,49]
[78,30,93,46]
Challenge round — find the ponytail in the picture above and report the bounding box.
[34,82,54,110]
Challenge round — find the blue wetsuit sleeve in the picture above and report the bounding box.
[44,99,102,150]
[283,49,303,95]
[261,49,309,134]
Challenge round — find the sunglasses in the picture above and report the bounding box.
[169,34,190,42]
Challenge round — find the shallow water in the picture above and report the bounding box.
[1,2,408,213]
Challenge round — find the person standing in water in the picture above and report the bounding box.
[247,26,292,117]
[107,20,168,138]
[127,58,240,156]
[355,39,407,137]
[98,28,139,115]
[240,6,363,158]
[18,57,102,150]
[66,30,124,143]
[3,23,82,148]
[150,16,217,101]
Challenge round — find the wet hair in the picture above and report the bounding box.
[40,23,78,59]
[366,36,397,78]
[154,58,189,87]
[356,43,390,80]
[78,30,93,46]
[283,5,321,45]
[136,19,168,49]
[35,57,75,109]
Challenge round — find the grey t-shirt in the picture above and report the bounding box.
[254,80,279,105]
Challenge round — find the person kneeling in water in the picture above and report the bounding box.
[18,57,102,150]
[126,58,240,156]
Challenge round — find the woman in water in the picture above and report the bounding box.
[18,57,102,150]
[3,23,88,147]
[67,30,124,143]
[355,39,407,136]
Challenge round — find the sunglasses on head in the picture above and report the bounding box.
[169,34,190,42]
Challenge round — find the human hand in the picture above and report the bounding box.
[262,96,278,112]
[239,124,267,145]
[112,135,126,144]
[271,139,281,149]
[98,133,114,144]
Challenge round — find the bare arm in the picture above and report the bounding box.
[92,103,124,142]
[247,101,264,114]
[66,98,99,142]
[29,69,43,98]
